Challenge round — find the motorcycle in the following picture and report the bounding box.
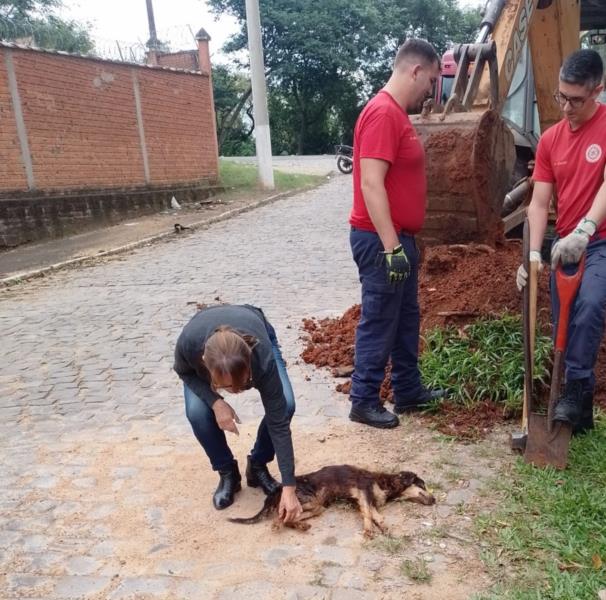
[335,144,353,174]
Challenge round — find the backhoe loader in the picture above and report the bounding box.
[413,0,606,245]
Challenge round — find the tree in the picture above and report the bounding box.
[0,0,94,54]
[208,0,481,154]
[213,64,255,156]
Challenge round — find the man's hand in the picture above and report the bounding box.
[278,485,302,523]
[551,218,596,269]
[212,399,241,435]
[384,245,410,284]
[516,250,543,291]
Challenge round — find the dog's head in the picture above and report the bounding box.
[395,471,436,505]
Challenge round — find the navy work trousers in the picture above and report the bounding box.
[349,227,423,409]
[551,238,606,392]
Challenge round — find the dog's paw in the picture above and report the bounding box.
[363,529,376,539]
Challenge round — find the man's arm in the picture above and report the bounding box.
[551,165,606,267]
[528,181,554,251]
[360,158,400,251]
[585,164,606,227]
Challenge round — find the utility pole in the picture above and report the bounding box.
[245,0,274,189]
[146,0,159,48]
[145,0,160,64]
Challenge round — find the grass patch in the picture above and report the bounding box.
[400,558,432,583]
[474,414,606,599]
[420,314,552,412]
[219,159,323,191]
[367,533,411,555]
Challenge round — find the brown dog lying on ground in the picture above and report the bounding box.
[229,464,435,537]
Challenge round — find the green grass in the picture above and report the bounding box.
[420,314,552,412]
[219,159,323,191]
[474,414,606,599]
[367,533,411,554]
[400,558,432,583]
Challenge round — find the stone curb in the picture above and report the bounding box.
[1,181,326,288]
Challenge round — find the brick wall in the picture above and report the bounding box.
[0,45,218,194]
[0,45,220,248]
[0,56,28,190]
[157,50,199,71]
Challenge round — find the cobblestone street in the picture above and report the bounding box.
[0,175,497,599]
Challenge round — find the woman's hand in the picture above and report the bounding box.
[212,399,241,435]
[278,485,302,523]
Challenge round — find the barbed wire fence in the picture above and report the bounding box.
[0,17,201,64]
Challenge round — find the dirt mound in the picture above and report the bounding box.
[300,241,605,434]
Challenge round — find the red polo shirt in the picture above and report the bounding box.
[349,90,426,234]
[533,103,606,238]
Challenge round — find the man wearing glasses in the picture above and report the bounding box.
[516,49,606,434]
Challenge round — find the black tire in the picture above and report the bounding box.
[337,156,353,174]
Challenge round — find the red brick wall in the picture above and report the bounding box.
[139,69,217,185]
[157,51,199,71]
[0,47,218,193]
[0,58,28,190]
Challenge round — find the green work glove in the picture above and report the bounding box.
[384,244,410,284]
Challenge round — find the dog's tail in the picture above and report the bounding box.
[228,488,281,524]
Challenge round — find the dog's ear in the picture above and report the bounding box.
[398,471,428,490]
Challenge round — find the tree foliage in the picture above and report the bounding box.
[208,0,482,154]
[213,64,255,156]
[0,0,94,54]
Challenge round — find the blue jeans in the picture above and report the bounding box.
[184,320,295,472]
[551,238,606,390]
[349,228,423,409]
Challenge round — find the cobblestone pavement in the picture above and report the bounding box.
[0,175,495,599]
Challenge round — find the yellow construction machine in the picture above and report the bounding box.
[413,0,606,245]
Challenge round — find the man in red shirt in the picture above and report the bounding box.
[517,49,606,433]
[348,39,445,429]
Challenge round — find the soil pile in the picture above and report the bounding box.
[301,241,605,437]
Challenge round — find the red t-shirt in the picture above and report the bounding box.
[349,90,426,234]
[533,103,606,238]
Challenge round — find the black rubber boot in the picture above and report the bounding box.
[349,404,399,429]
[394,387,447,414]
[575,388,595,435]
[553,379,585,430]
[213,461,241,510]
[246,455,280,495]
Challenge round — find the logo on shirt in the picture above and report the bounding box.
[586,144,602,163]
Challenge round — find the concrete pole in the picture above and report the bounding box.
[145,0,159,65]
[245,0,274,189]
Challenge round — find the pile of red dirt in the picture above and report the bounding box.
[301,241,605,437]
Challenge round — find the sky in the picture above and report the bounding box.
[59,0,484,61]
[59,0,240,62]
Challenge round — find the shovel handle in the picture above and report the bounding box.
[554,255,585,352]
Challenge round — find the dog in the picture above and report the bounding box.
[228,464,435,537]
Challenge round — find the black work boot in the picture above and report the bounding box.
[213,461,241,510]
[246,455,280,495]
[553,379,585,430]
[349,404,399,429]
[394,387,447,414]
[575,388,595,435]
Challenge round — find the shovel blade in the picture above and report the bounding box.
[523,413,572,470]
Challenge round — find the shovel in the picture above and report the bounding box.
[524,253,585,470]
[510,219,538,453]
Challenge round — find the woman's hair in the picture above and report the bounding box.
[202,326,256,391]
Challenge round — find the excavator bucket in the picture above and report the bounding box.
[411,109,516,245]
